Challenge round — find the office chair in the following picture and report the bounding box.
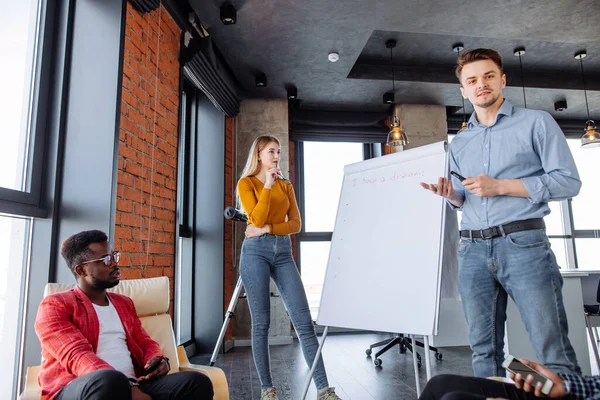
[584,278,600,370]
[365,334,442,367]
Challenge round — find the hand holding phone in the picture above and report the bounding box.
[144,357,163,375]
[502,355,554,396]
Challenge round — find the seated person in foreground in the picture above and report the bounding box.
[35,229,213,400]
[419,357,593,400]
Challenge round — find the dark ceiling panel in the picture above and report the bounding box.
[188,0,600,120]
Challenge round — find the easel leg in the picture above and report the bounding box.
[411,335,420,397]
[424,335,432,380]
[210,276,244,366]
[301,326,329,400]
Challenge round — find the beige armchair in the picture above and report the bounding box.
[19,277,229,400]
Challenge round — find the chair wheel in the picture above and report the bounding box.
[365,349,372,356]
[436,353,443,360]
[374,358,382,367]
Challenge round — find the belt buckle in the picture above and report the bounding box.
[480,229,494,240]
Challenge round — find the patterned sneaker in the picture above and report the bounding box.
[261,387,279,400]
[318,387,342,400]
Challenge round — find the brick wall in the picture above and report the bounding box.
[114,3,181,315]
[223,117,236,341]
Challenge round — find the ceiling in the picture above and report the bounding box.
[189,0,600,122]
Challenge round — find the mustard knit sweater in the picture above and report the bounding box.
[237,176,301,236]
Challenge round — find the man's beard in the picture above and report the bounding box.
[474,92,500,108]
[92,276,120,289]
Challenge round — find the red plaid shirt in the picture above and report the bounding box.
[34,286,163,400]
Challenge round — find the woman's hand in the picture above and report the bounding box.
[246,224,270,238]
[264,168,281,189]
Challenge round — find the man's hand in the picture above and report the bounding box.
[420,177,464,208]
[245,224,269,238]
[132,386,152,400]
[509,358,566,398]
[462,174,501,197]
[138,356,169,382]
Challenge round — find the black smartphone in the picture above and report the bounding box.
[450,170,466,182]
[144,357,163,375]
[502,355,553,395]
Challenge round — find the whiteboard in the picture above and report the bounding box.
[317,141,449,336]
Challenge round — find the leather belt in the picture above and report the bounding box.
[460,218,545,240]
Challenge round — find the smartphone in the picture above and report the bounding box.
[450,170,466,182]
[502,355,553,395]
[144,357,162,375]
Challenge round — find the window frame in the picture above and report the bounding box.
[0,0,56,218]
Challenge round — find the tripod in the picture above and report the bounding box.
[210,276,245,365]
[366,334,442,368]
[210,207,249,366]
[209,271,282,365]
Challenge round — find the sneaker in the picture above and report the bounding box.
[318,387,342,400]
[261,387,279,400]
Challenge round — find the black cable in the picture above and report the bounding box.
[579,57,591,122]
[518,54,527,109]
[390,46,395,94]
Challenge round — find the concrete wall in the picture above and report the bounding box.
[394,104,448,149]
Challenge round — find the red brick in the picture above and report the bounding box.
[120,268,143,280]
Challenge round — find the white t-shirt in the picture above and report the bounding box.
[92,298,136,378]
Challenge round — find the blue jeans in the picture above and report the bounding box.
[458,228,581,377]
[239,234,329,390]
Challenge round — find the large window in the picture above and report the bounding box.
[567,139,600,270]
[0,0,46,217]
[0,217,31,398]
[0,0,44,397]
[297,142,365,318]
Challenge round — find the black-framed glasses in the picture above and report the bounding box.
[80,251,120,267]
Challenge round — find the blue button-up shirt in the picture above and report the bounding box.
[449,99,581,231]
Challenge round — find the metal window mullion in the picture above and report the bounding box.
[563,199,578,269]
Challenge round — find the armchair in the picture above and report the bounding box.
[19,277,229,400]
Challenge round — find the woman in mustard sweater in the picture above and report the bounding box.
[237,136,341,400]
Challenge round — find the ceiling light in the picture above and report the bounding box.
[287,86,297,100]
[453,43,468,133]
[255,73,267,88]
[554,100,567,112]
[514,47,527,108]
[220,4,237,25]
[328,52,339,62]
[574,51,600,148]
[386,115,408,151]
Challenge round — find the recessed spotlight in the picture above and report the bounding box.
[287,86,297,99]
[328,52,340,62]
[255,73,267,87]
[383,92,394,105]
[220,4,236,25]
[554,100,568,111]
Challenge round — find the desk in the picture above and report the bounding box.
[505,271,591,375]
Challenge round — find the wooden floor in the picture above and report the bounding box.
[190,332,474,400]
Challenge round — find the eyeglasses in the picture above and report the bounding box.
[80,251,120,267]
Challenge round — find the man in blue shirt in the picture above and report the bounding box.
[421,48,582,378]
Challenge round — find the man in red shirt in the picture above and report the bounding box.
[35,230,213,400]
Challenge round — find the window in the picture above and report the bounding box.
[0,216,32,398]
[297,142,365,318]
[0,0,47,217]
[567,139,600,270]
[0,0,44,396]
